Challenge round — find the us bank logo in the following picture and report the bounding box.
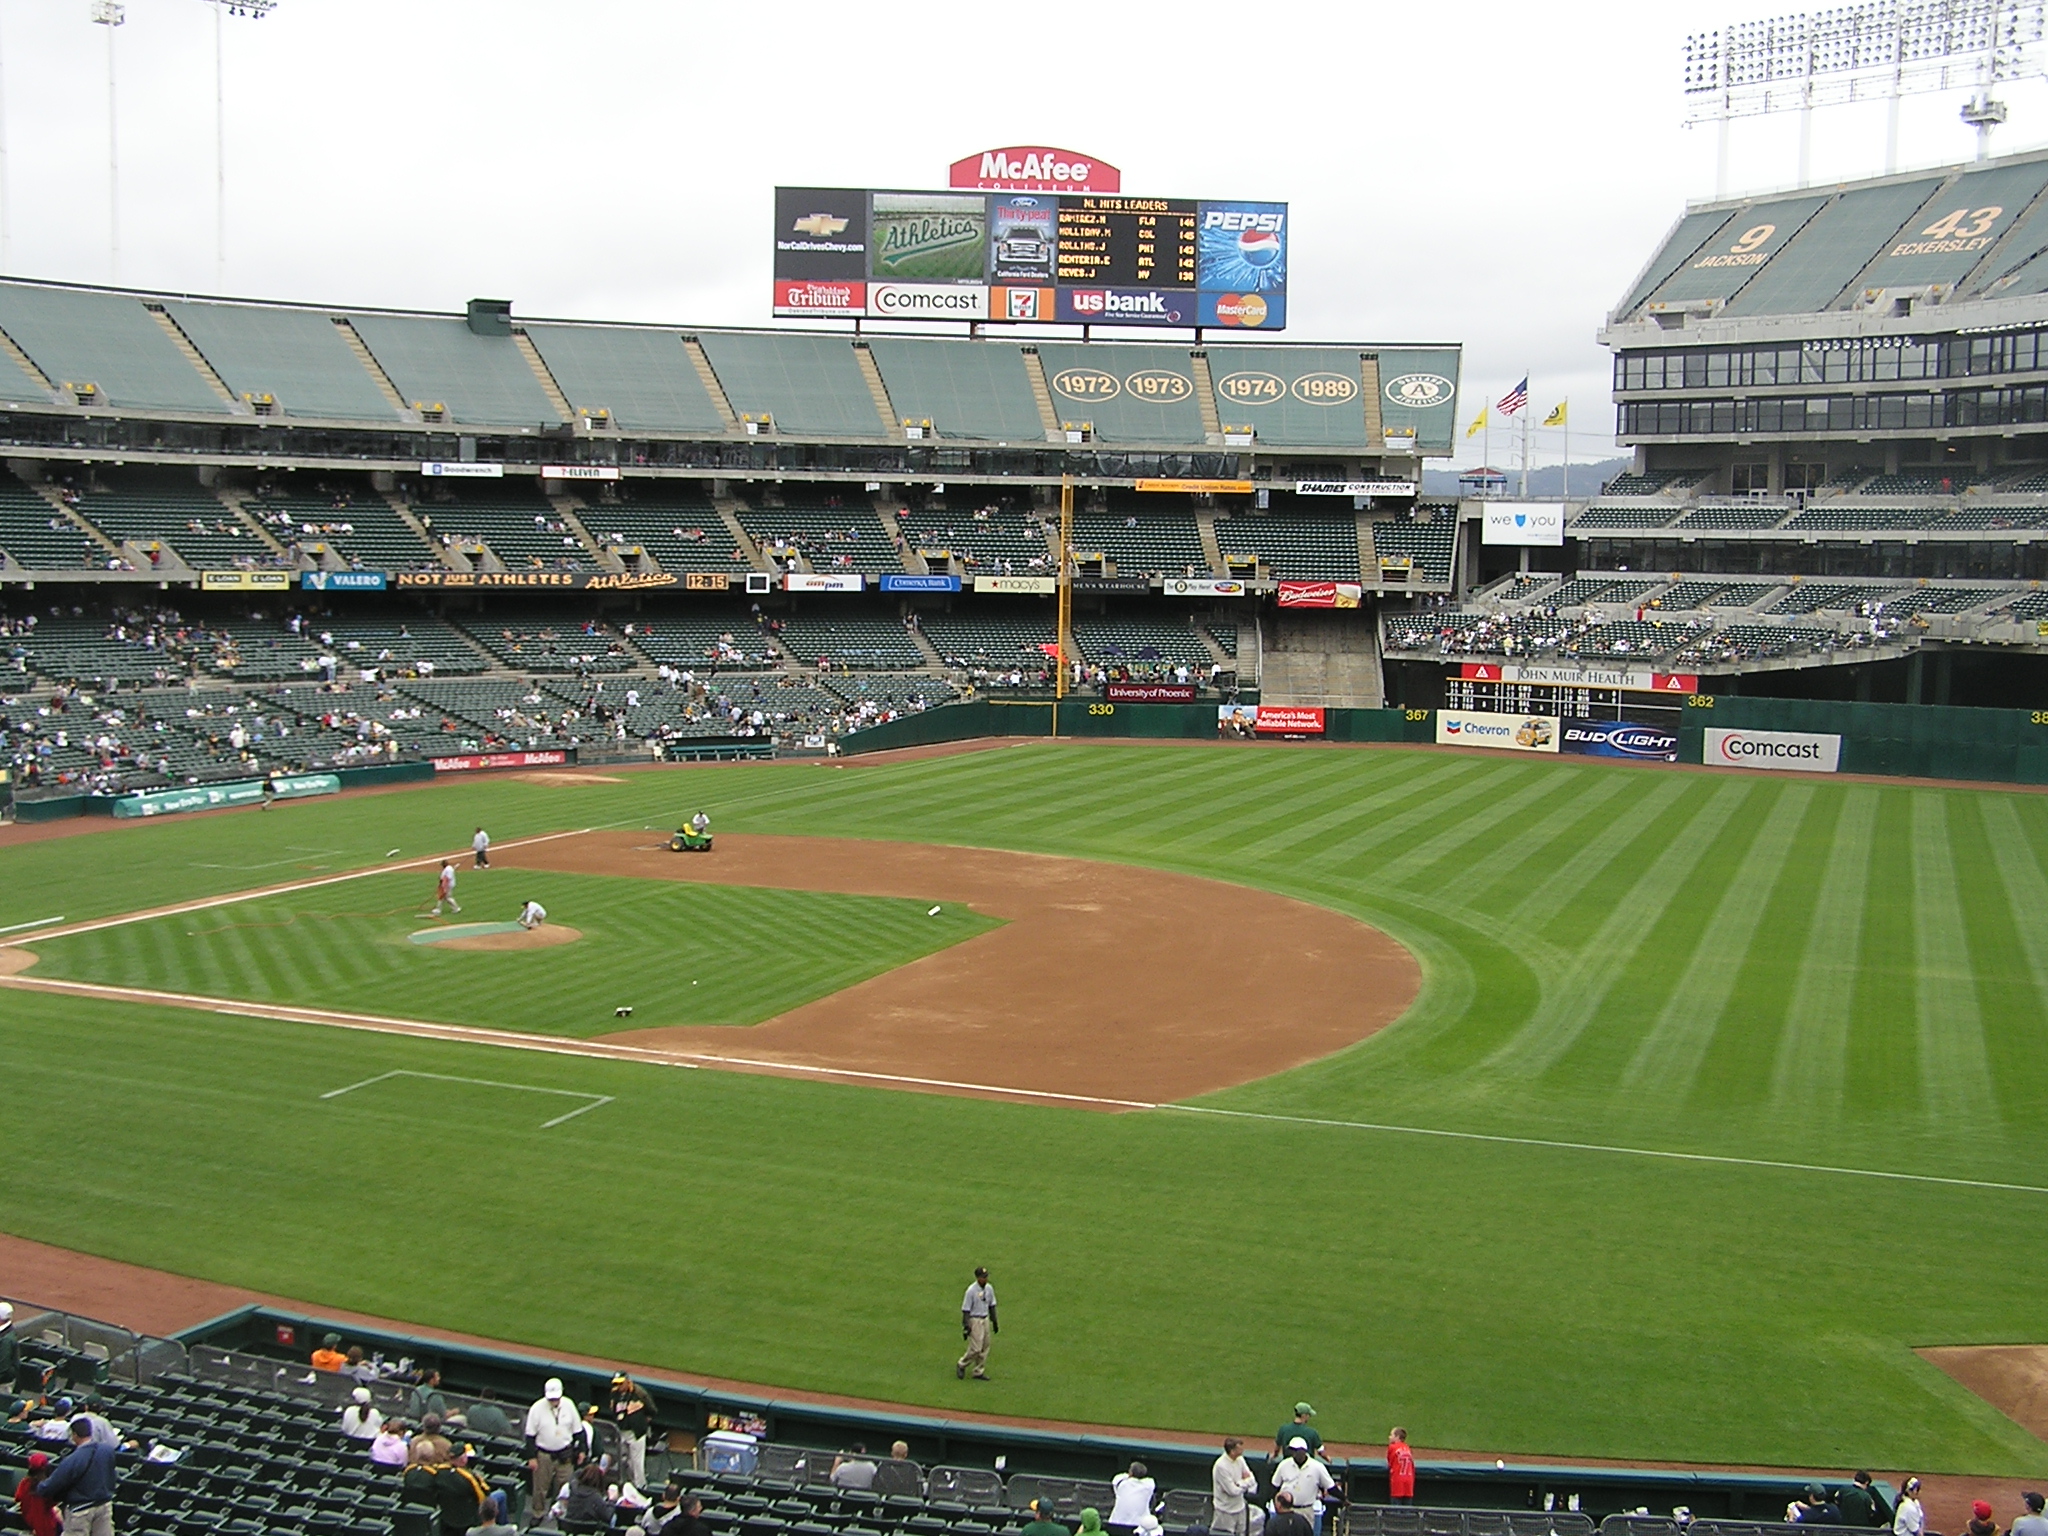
[1385,373,1454,408]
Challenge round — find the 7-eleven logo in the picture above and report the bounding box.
[998,286,1053,320]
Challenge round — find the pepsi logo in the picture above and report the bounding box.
[1237,229,1283,269]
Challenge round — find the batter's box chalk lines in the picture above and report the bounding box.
[1161,1105,2048,1198]
[320,1068,614,1129]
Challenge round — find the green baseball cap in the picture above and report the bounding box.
[1294,1402,1316,1416]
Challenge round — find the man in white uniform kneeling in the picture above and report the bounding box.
[518,899,547,931]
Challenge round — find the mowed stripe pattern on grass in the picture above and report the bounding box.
[5,744,2048,1474]
[24,870,999,1035]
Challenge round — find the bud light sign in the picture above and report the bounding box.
[1561,718,1680,762]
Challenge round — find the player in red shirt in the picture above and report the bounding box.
[1387,1428,1415,1504]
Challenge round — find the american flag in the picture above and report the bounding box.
[1497,377,1529,416]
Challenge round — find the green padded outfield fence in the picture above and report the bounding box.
[842,695,2048,784]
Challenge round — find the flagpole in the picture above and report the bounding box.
[1561,397,1569,500]
[1520,368,1530,498]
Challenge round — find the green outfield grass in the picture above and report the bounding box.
[1,745,2046,1474]
[23,868,997,1033]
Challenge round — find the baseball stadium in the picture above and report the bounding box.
[8,11,2048,1536]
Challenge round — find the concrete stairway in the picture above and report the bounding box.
[386,492,470,570]
[1020,347,1063,442]
[214,486,294,562]
[682,338,741,432]
[853,342,902,437]
[22,474,123,562]
[332,319,411,417]
[712,497,771,571]
[146,305,240,410]
[513,331,575,423]
[546,492,620,570]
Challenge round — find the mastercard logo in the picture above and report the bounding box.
[1212,293,1269,327]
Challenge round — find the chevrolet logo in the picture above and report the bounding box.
[792,214,849,237]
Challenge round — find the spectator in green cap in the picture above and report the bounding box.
[1274,1404,1322,1461]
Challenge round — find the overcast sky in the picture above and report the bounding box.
[6,0,2047,470]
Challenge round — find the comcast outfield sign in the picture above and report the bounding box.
[1704,728,1842,773]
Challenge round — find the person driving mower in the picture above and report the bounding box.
[670,810,713,852]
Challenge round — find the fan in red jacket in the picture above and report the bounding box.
[1387,1428,1416,1504]
[14,1451,58,1536]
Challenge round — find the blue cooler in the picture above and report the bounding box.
[703,1430,759,1475]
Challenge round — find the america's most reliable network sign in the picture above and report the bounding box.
[774,161,1288,328]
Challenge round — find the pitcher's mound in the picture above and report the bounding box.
[410,922,583,951]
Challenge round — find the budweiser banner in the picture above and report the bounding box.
[1105,682,1196,702]
[1253,705,1325,734]
[1277,581,1362,609]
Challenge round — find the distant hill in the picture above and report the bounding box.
[1421,457,1631,499]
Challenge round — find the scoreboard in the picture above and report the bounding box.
[1054,198,1199,288]
[773,186,1285,330]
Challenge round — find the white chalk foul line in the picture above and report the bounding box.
[0,915,64,935]
[6,965,2041,1195]
[321,1069,613,1129]
[1157,1104,2048,1198]
[0,828,594,948]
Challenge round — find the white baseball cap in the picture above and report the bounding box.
[352,1387,371,1404]
[544,1378,564,1400]
[0,1302,12,1323]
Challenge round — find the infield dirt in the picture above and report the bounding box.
[506,832,1420,1104]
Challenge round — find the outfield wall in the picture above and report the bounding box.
[843,697,2048,784]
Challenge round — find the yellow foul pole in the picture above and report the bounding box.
[1054,474,1074,738]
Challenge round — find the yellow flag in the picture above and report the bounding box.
[1543,400,1568,427]
[1465,404,1489,439]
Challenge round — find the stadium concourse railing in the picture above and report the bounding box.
[0,1292,191,1388]
[841,696,2048,786]
[170,1304,1854,1522]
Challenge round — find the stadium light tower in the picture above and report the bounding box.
[90,0,124,283]
[200,0,276,289]
[1684,0,2048,195]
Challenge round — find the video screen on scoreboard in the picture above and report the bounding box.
[772,187,1286,330]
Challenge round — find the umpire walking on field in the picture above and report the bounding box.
[956,1266,998,1380]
